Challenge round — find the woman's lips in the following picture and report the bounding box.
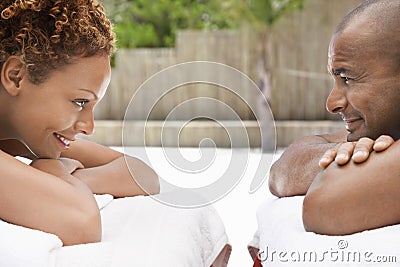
[53,133,72,148]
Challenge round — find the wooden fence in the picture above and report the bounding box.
[268,0,364,120]
[95,0,364,122]
[87,0,365,147]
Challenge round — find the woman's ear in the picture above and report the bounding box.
[1,56,25,96]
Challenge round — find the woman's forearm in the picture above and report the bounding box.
[73,156,160,197]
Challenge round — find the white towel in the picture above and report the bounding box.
[0,194,112,267]
[54,193,230,267]
[0,219,62,267]
[251,195,400,266]
[0,193,229,267]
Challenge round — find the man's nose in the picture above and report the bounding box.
[74,111,95,135]
[326,83,347,114]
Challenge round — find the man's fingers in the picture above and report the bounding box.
[352,137,374,163]
[335,142,355,165]
[373,135,395,152]
[319,149,337,168]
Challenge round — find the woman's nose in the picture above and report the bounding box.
[74,111,95,135]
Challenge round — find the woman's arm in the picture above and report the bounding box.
[72,156,160,197]
[61,139,160,197]
[0,151,101,246]
[60,139,123,168]
[303,140,400,235]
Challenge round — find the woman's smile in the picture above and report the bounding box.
[53,133,72,149]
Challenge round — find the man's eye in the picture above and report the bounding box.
[339,74,351,85]
[73,100,89,108]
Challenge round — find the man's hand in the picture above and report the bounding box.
[318,135,395,168]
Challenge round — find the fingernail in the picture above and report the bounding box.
[374,142,384,148]
[318,159,327,168]
[336,154,347,161]
[353,151,366,159]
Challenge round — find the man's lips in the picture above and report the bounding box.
[343,117,363,131]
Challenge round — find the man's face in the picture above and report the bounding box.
[326,22,400,141]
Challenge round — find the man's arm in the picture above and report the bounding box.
[303,140,400,235]
[269,130,348,197]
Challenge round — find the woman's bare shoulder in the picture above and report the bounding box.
[0,148,101,245]
[0,139,34,158]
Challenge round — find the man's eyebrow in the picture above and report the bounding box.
[332,68,349,76]
[78,89,98,100]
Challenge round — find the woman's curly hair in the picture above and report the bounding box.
[0,0,116,84]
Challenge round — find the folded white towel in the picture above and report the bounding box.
[0,193,229,267]
[0,194,112,267]
[54,193,230,267]
[252,195,400,266]
[93,193,114,210]
[0,219,62,267]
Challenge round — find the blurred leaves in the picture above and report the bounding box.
[247,0,304,26]
[102,0,304,48]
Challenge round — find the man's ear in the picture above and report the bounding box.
[1,56,26,96]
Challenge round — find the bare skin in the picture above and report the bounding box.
[303,140,400,235]
[301,1,400,235]
[269,132,394,197]
[269,130,347,197]
[269,1,399,198]
[0,56,159,246]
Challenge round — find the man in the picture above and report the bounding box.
[268,0,400,235]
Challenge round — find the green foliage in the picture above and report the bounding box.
[247,0,304,26]
[102,0,304,48]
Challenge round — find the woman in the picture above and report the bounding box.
[0,0,159,246]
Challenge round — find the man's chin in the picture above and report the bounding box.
[346,129,366,142]
[346,128,389,142]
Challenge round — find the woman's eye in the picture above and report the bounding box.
[73,100,88,108]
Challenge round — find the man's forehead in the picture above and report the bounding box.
[327,35,336,61]
[327,33,348,68]
[327,28,372,68]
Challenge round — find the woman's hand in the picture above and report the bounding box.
[30,158,84,180]
[318,135,395,168]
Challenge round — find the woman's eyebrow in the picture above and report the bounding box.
[78,89,98,100]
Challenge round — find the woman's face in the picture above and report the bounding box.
[11,56,111,159]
